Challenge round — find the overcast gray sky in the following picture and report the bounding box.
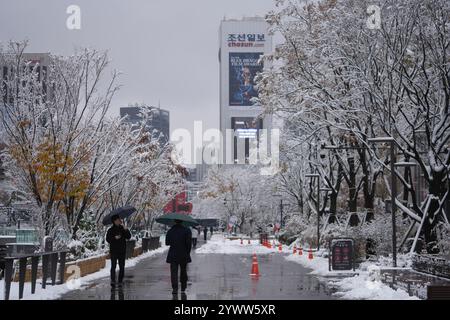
[0,0,275,136]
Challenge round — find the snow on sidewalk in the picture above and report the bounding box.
[0,246,168,300]
[196,234,276,255]
[284,250,419,300]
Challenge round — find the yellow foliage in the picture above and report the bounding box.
[9,139,91,205]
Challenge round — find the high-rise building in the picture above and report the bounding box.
[219,17,273,164]
[1,53,51,182]
[120,105,170,144]
[185,147,218,202]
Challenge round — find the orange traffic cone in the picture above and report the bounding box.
[278,243,282,252]
[299,247,303,255]
[293,245,297,254]
[308,248,314,260]
[250,254,260,276]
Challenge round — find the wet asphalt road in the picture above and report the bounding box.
[61,241,336,300]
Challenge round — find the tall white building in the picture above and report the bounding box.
[219,17,273,165]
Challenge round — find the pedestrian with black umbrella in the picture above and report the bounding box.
[104,206,135,287]
[165,219,192,295]
[156,213,198,295]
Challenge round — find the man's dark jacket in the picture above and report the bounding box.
[106,225,132,256]
[165,224,192,264]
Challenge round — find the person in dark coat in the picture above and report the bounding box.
[203,226,207,241]
[165,220,192,294]
[106,215,131,286]
[191,227,199,249]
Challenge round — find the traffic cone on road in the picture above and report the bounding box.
[250,254,260,276]
[293,245,297,254]
[299,247,303,256]
[308,248,314,260]
[278,243,282,252]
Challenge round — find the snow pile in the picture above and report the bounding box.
[285,252,419,300]
[332,274,417,300]
[0,245,168,300]
[196,235,276,255]
[285,252,333,276]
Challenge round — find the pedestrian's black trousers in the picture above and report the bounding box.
[111,253,126,283]
[170,263,188,290]
[192,238,197,248]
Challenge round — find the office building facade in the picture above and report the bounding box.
[219,17,273,164]
[120,105,170,144]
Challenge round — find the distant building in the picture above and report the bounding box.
[185,147,219,202]
[1,53,51,184]
[120,105,170,144]
[1,53,51,105]
[186,167,203,202]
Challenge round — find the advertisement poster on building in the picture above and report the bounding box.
[231,117,262,139]
[229,52,263,106]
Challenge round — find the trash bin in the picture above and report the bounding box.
[149,237,160,250]
[0,245,6,280]
[142,237,150,252]
[125,240,136,259]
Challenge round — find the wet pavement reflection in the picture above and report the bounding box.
[61,243,337,300]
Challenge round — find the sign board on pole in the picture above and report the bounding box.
[329,238,355,271]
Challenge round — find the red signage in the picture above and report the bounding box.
[163,192,193,214]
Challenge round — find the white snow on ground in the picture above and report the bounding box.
[284,246,419,300]
[331,273,416,300]
[0,245,168,300]
[195,234,278,255]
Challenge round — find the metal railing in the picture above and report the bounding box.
[3,250,68,300]
[0,227,16,236]
[15,229,39,244]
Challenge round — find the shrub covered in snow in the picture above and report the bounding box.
[66,214,105,261]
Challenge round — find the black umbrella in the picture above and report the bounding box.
[102,205,137,226]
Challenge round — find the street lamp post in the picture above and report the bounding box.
[280,199,283,229]
[368,137,397,267]
[306,173,321,250]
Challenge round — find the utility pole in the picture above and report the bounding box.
[306,173,321,251]
[368,137,397,267]
[390,141,397,267]
[316,177,320,251]
[280,199,283,228]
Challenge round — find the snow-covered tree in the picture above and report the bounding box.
[257,0,449,253]
[198,165,280,234]
[0,41,185,247]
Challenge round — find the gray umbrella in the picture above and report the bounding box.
[102,205,137,225]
